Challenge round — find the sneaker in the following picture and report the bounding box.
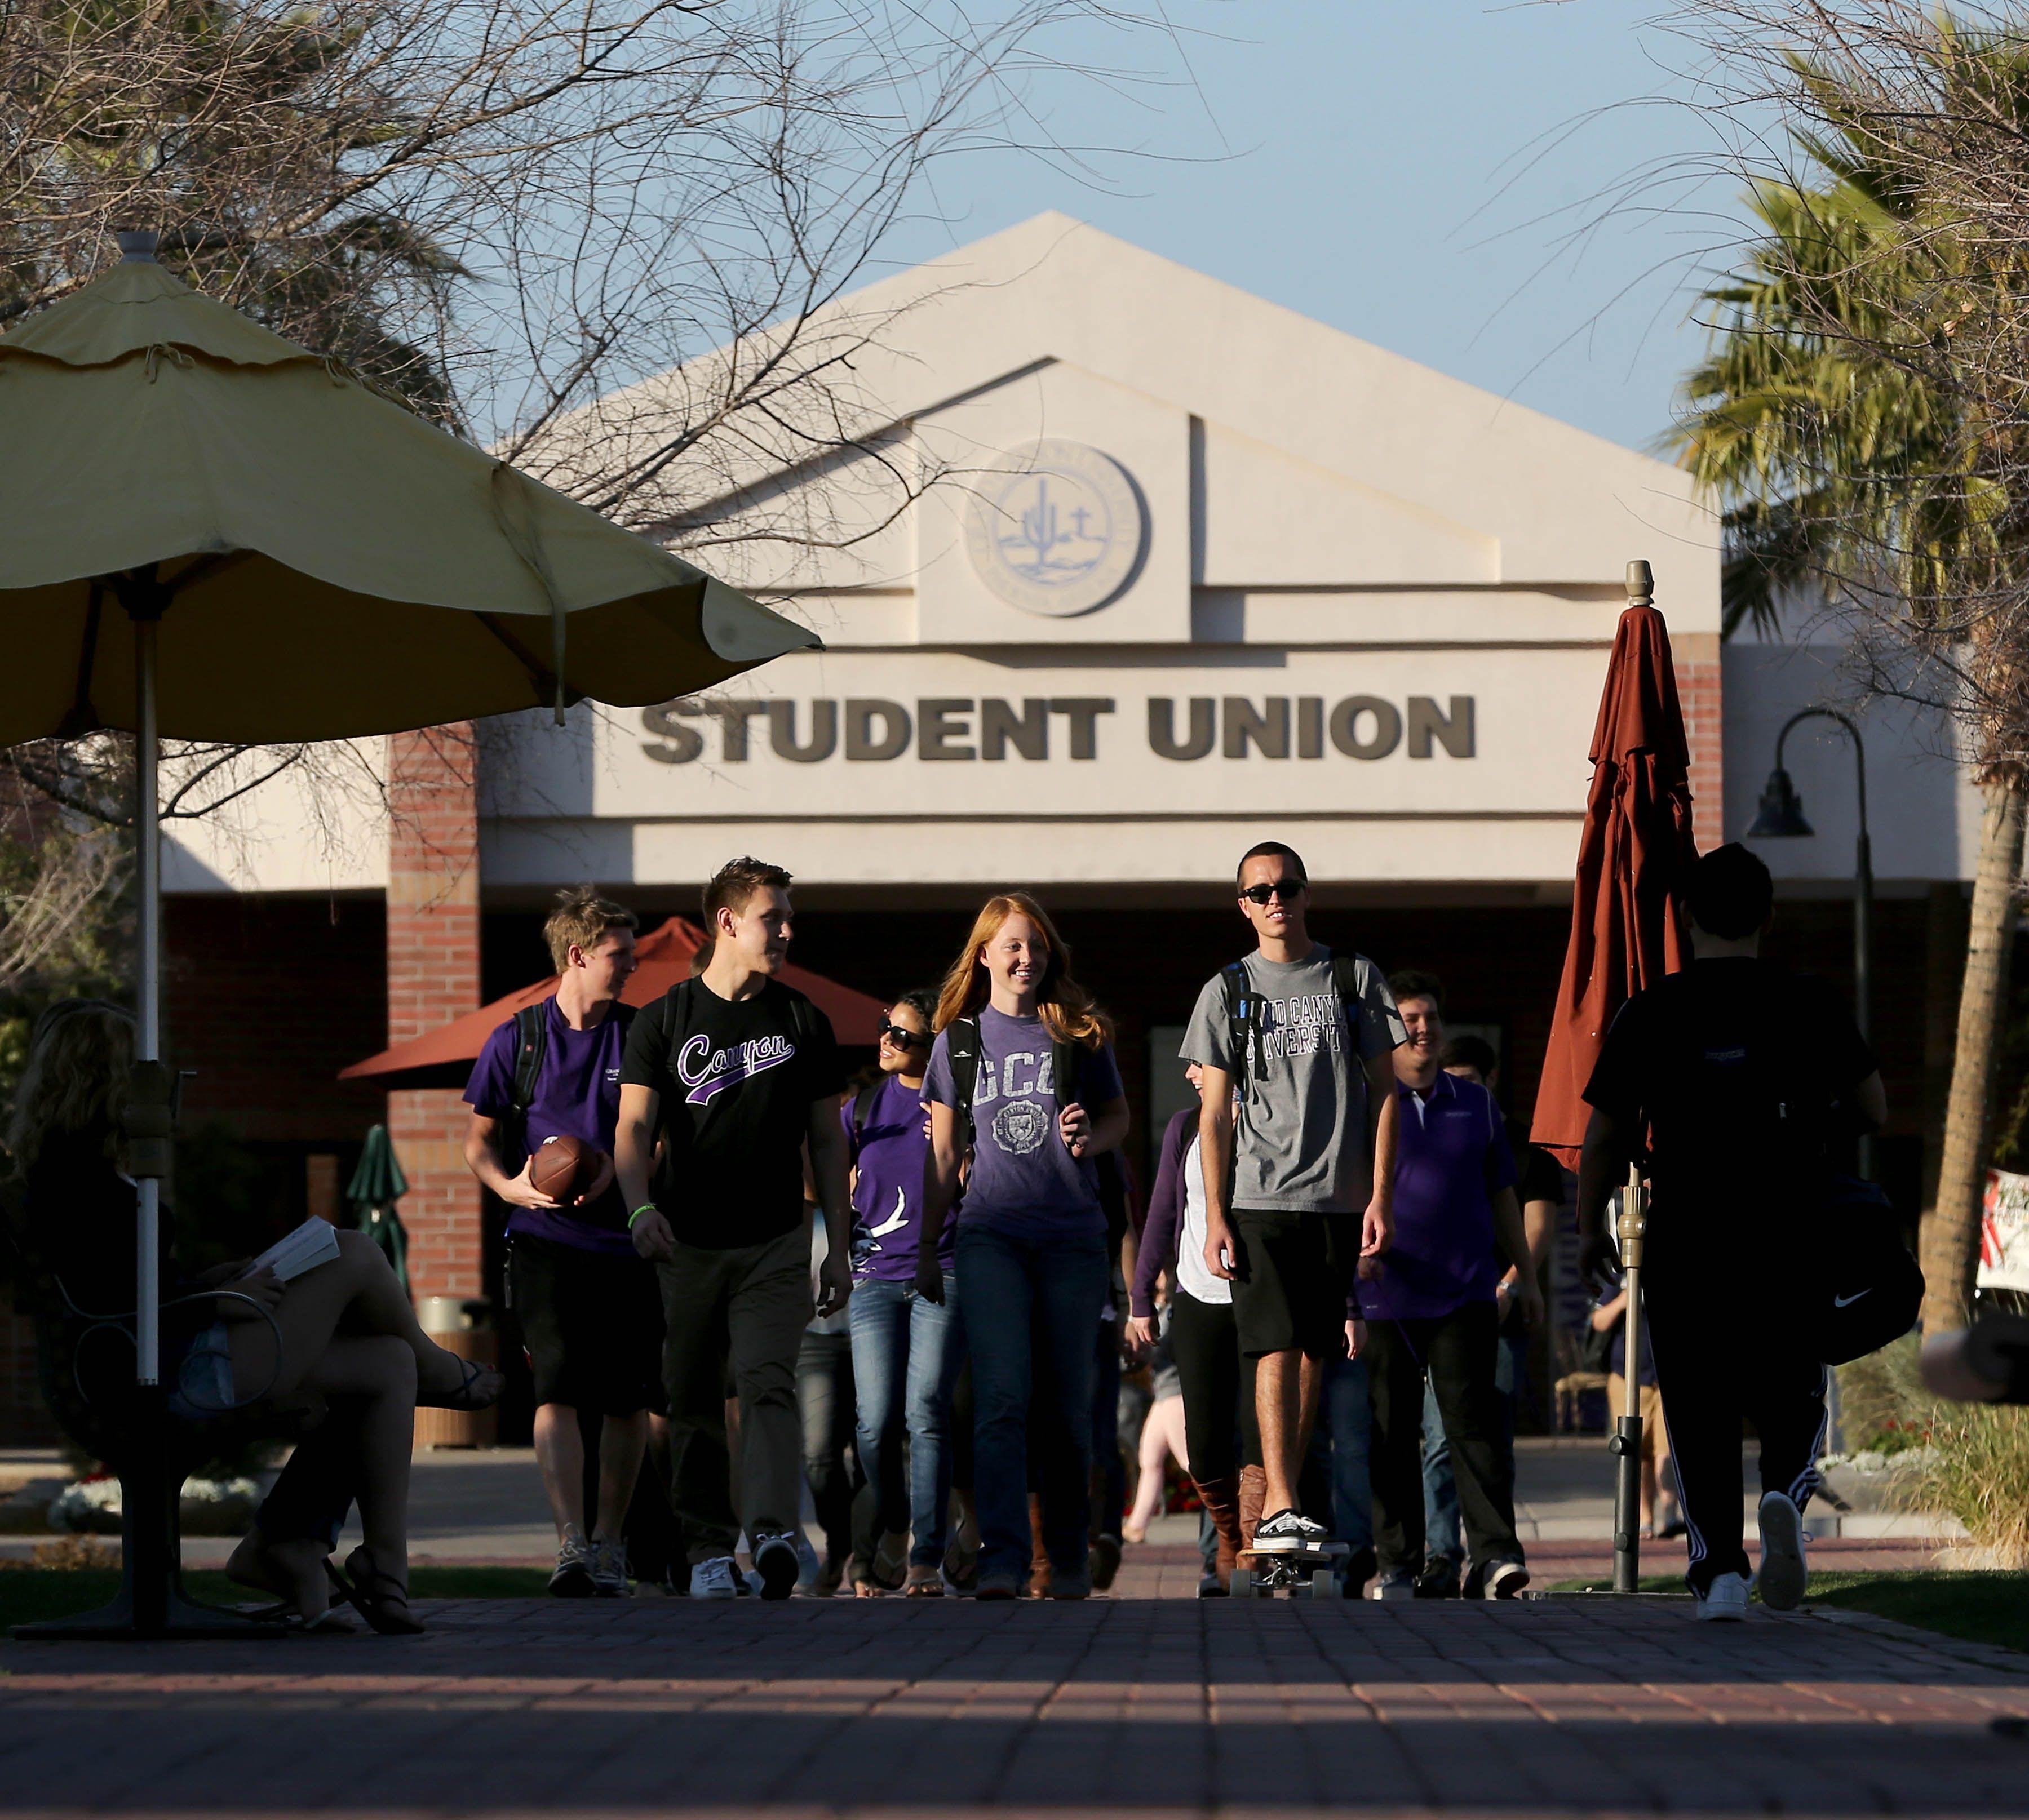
[1755,1491,1808,1612]
[1371,1569,1417,1601]
[1695,1571,1751,1622]
[1252,1508,1329,1554]
[974,1569,1022,1601]
[1088,1533,1123,1591]
[1050,1572,1092,1601]
[1414,1556,1461,1599]
[751,1529,800,1601]
[689,1555,739,1600]
[548,1525,596,1598]
[1483,1558,1530,1600]
[586,1537,631,1599]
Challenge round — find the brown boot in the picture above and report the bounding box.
[1238,1463,1268,1556]
[1194,1474,1243,1591]
[1026,1493,1052,1598]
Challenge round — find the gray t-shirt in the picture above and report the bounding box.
[1180,945,1406,1214]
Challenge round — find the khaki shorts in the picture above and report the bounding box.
[1606,1376,1665,1461]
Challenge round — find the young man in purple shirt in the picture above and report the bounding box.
[1357,970,1540,1600]
[464,888,654,1599]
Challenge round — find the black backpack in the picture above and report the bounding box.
[1808,1177,1923,1365]
[504,998,638,1140]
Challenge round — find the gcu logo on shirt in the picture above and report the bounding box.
[676,1032,796,1106]
[973,1051,1057,1106]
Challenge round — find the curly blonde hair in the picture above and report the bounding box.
[933,893,1113,1049]
[7,1000,135,1173]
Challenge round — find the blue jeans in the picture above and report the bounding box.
[956,1224,1109,1583]
[1325,1353,1375,1551]
[1422,1329,1524,1566]
[848,1273,963,1567]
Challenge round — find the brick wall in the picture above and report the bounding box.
[386,726,484,1302]
[1674,631,1726,853]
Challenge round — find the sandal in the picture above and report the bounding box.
[416,1356,501,1412]
[329,1546,425,1636]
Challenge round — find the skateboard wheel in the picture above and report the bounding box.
[1310,1572,1341,1600]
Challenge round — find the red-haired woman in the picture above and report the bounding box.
[916,893,1129,1600]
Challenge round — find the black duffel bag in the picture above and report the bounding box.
[1809,1175,1924,1365]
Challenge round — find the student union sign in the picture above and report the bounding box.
[640,694,1476,766]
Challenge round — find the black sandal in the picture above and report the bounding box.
[329,1546,424,1636]
[415,1356,500,1412]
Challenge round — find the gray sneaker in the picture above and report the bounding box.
[689,1555,739,1600]
[548,1525,595,1598]
[587,1537,631,1598]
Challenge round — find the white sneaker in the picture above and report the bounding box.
[689,1555,739,1600]
[1695,1571,1751,1621]
[1755,1490,1808,1612]
[587,1537,631,1598]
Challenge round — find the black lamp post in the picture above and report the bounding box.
[1747,708,1873,1176]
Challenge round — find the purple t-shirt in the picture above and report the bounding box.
[920,1008,1123,1243]
[842,1073,949,1281]
[465,997,633,1257]
[1356,1071,1516,1322]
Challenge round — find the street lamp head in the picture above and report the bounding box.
[1748,766,1814,839]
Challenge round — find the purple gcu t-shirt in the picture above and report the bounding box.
[920,1007,1123,1243]
[1356,1071,1516,1322]
[841,1073,949,1281]
[465,997,633,1257]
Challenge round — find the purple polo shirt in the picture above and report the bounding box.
[1357,1071,1516,1323]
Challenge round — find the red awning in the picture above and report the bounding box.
[338,916,886,1080]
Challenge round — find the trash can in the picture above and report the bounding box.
[412,1296,498,1450]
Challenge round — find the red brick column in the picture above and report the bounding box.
[387,725,484,1302]
[1674,632,1726,854]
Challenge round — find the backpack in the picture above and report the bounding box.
[1220,951,1371,1118]
[848,1077,884,1155]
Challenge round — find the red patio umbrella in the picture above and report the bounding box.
[340,915,885,1080]
[1530,561,1698,1170]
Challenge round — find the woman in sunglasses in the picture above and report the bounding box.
[842,988,961,1595]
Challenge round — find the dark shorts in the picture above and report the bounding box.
[508,1232,664,1416]
[1229,1206,1353,1361]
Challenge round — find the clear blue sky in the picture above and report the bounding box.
[882,0,1748,457]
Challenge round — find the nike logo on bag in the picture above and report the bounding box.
[867,1188,909,1237]
[1833,1290,1871,1308]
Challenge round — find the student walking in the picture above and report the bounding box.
[845,989,963,1596]
[919,893,1130,1600]
[617,858,853,1601]
[1126,1062,1256,1594]
[464,888,653,1598]
[1359,972,1539,1600]
[1579,843,1884,1621]
[1183,842,1406,1557]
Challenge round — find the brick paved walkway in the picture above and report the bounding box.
[3,1549,2027,1816]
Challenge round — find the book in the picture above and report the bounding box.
[251,1217,342,1284]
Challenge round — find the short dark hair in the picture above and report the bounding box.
[1237,841,1307,890]
[1685,843,1773,940]
[1439,1033,1498,1079]
[703,855,792,930]
[1388,970,1445,1014]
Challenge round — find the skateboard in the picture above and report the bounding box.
[1236,1542,1350,1599]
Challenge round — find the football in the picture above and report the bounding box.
[529,1133,590,1201]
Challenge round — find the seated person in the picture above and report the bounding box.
[8,1000,502,1633]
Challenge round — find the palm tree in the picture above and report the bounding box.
[1671,34,2029,1333]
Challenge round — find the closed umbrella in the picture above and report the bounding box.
[1,233,815,1637]
[347,1126,410,1295]
[1530,560,1698,1594]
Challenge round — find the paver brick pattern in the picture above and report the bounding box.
[2,1548,2027,1817]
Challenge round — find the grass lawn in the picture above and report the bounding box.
[1550,1570,2029,1653]
[0,1565,550,1632]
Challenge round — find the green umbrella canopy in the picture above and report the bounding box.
[0,246,816,743]
[346,1124,409,1209]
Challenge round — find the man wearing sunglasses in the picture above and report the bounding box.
[1182,842,1406,1557]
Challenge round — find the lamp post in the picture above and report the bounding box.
[1747,708,1874,1176]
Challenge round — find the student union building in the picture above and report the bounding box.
[0,216,1979,1440]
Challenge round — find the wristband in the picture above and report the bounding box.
[628,1204,659,1230]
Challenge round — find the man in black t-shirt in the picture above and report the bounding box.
[1578,844,1885,1622]
[616,856,850,1600]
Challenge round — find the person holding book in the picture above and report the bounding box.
[10,998,503,1635]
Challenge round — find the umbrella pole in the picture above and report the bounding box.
[1610,1165,1648,1595]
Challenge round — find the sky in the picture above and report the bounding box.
[878,0,1756,458]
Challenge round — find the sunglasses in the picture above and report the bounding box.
[878,1019,931,1051]
[1239,879,1306,905]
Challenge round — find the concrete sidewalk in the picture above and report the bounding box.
[2,1552,2027,1816]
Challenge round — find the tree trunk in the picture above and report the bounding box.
[1923,776,2028,1333]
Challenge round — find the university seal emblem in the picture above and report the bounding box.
[964,440,1144,617]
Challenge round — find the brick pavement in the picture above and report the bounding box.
[2,1547,2027,1817]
